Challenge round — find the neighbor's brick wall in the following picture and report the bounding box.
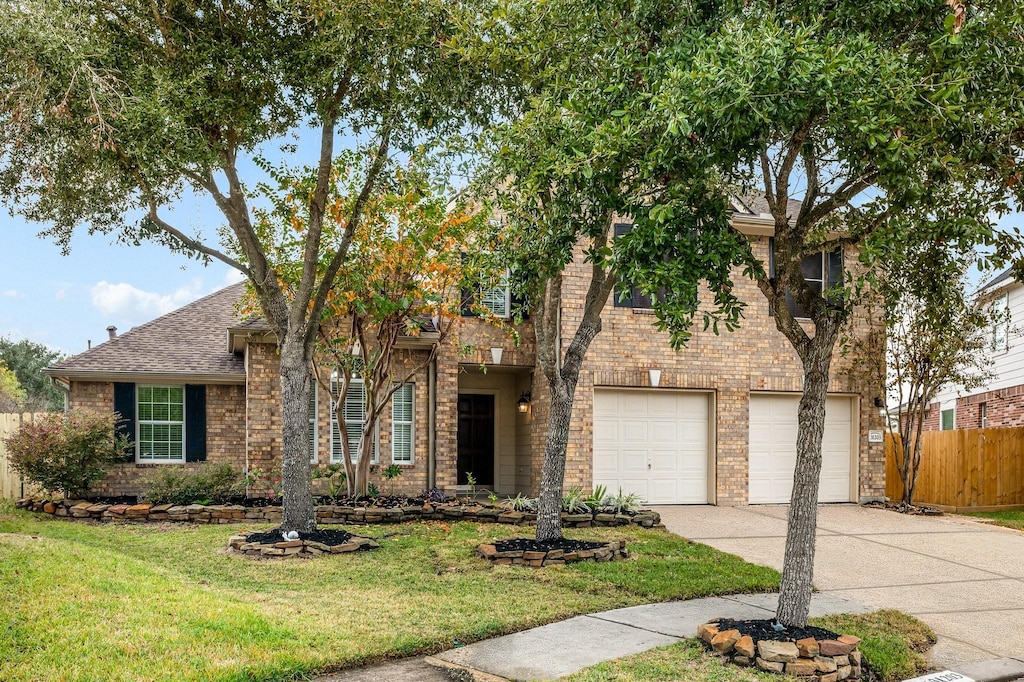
[69,380,246,498]
[557,235,886,505]
[919,386,1024,431]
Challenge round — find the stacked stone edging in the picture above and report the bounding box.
[699,621,863,681]
[14,498,661,529]
[475,539,628,567]
[227,534,379,559]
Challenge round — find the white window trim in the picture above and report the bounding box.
[940,407,956,431]
[391,383,415,465]
[481,271,511,318]
[309,384,318,465]
[980,402,988,428]
[330,374,378,464]
[136,384,186,464]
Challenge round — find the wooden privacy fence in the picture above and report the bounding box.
[886,426,1024,511]
[0,412,47,500]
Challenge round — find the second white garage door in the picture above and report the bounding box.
[748,393,855,504]
[593,389,710,504]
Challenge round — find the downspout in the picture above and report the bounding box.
[428,358,437,490]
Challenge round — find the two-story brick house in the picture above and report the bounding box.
[45,197,887,505]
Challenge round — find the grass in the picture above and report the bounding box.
[0,502,779,682]
[962,510,1024,531]
[565,610,936,682]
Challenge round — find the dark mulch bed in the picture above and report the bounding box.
[492,537,608,553]
[862,500,943,516]
[716,618,840,643]
[244,528,366,546]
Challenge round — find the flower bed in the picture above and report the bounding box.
[14,497,661,529]
[699,618,863,680]
[475,537,628,567]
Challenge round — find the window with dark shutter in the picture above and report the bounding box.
[184,384,206,462]
[612,223,658,309]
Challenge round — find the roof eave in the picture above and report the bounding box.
[43,369,246,385]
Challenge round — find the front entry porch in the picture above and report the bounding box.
[457,366,534,496]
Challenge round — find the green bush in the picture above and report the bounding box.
[4,411,130,498]
[143,463,244,505]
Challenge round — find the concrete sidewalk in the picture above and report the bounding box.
[655,504,1024,669]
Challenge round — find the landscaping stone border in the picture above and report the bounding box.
[475,540,628,567]
[698,621,863,681]
[226,534,379,559]
[14,498,661,529]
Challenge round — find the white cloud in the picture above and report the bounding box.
[2,289,23,299]
[90,280,206,320]
[222,268,246,286]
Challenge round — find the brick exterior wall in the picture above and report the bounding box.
[921,385,1024,431]
[247,342,436,496]
[69,380,246,498]
[557,235,886,505]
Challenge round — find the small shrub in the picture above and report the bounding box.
[503,492,537,511]
[605,488,644,514]
[586,484,609,509]
[423,488,448,503]
[312,464,347,502]
[4,411,130,498]
[143,463,244,505]
[245,466,282,501]
[561,486,591,514]
[381,464,402,495]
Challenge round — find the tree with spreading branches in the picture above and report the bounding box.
[0,0,497,531]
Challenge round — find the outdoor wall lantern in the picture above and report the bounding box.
[517,392,532,413]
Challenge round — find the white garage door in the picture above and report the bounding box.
[593,389,710,504]
[749,394,855,504]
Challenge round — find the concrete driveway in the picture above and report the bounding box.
[655,504,1024,669]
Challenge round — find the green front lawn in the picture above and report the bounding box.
[565,610,936,682]
[0,502,779,682]
[962,510,1024,531]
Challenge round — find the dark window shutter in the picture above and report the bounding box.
[113,382,136,462]
[460,252,476,316]
[185,384,207,462]
[613,223,634,308]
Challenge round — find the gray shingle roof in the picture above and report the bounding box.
[980,266,1017,292]
[47,283,247,380]
[734,193,806,220]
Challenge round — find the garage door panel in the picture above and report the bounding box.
[593,389,710,505]
[749,394,854,504]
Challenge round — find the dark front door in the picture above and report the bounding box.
[457,393,495,487]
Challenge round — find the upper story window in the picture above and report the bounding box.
[941,407,955,430]
[613,223,659,310]
[769,239,843,319]
[137,385,185,462]
[991,292,1010,352]
[480,272,511,318]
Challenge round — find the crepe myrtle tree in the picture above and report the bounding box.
[467,0,753,543]
[849,232,1001,509]
[249,158,490,497]
[618,0,1024,627]
[0,0,498,531]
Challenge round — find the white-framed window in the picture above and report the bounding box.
[392,383,414,464]
[980,402,988,428]
[330,374,377,463]
[992,292,1010,352]
[941,408,955,431]
[481,271,510,317]
[309,384,318,464]
[137,385,185,462]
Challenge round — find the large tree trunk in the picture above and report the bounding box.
[776,332,836,627]
[279,334,317,532]
[536,381,574,542]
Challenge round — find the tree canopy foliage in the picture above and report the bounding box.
[0,337,65,412]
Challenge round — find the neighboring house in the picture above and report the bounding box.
[925,268,1023,431]
[45,197,886,505]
